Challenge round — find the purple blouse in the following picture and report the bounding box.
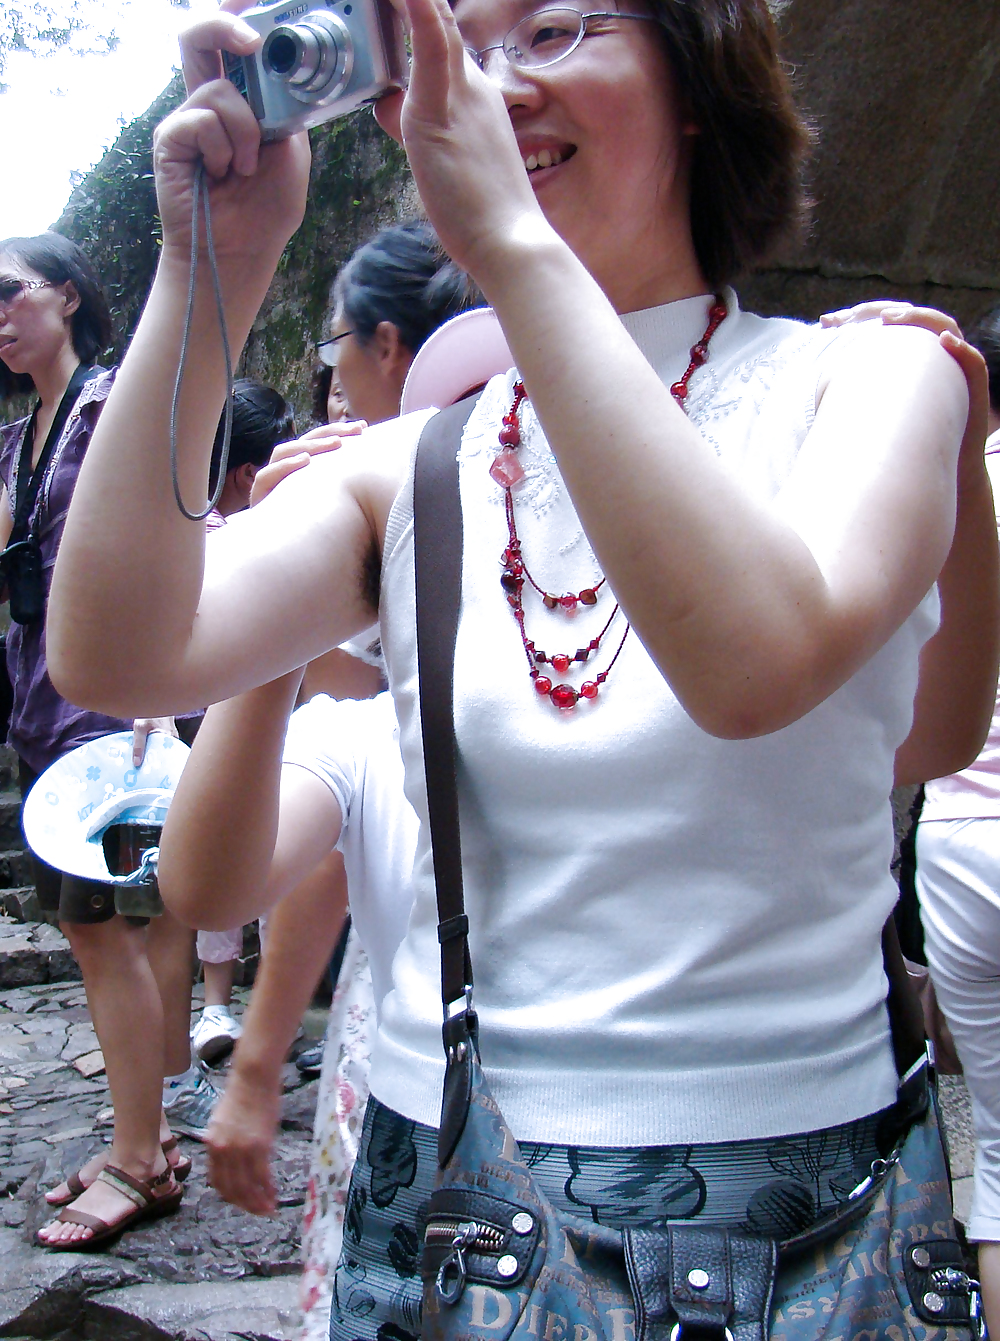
[0,368,132,772]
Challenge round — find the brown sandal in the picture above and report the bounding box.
[38,1163,183,1251]
[45,1139,192,1207]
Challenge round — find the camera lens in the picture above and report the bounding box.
[263,14,351,95]
[266,32,298,74]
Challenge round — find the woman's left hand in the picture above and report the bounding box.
[375,0,547,280]
[248,422,367,506]
[822,301,988,492]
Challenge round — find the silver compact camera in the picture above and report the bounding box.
[224,0,408,141]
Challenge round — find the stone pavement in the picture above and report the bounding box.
[0,922,322,1341]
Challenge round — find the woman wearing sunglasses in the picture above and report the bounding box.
[0,233,199,1250]
[48,0,995,1324]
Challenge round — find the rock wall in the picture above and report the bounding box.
[741,0,1000,326]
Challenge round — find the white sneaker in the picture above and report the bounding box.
[164,1064,220,1141]
[190,1005,243,1063]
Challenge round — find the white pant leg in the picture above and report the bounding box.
[196,926,244,963]
[917,816,1000,1242]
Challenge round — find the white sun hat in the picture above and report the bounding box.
[22,731,191,884]
[399,307,513,416]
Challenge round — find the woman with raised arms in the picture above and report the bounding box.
[46,0,997,1326]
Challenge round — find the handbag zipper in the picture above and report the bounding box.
[427,1218,509,1304]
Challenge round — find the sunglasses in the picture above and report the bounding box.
[0,277,53,312]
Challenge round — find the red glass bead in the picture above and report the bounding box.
[589,638,600,650]
[579,588,598,606]
[490,450,525,488]
[580,681,599,700]
[534,651,548,663]
[534,675,552,695]
[670,381,688,401]
[552,653,571,673]
[574,648,590,662]
[499,423,521,447]
[710,303,727,324]
[550,683,579,709]
[543,594,559,610]
[500,572,522,593]
[689,347,707,367]
[507,594,519,608]
[559,593,578,611]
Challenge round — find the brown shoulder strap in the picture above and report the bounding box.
[413,396,481,1016]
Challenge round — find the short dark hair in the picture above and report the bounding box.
[0,233,113,400]
[332,220,482,355]
[968,309,1000,416]
[210,379,296,481]
[312,362,334,426]
[648,0,812,288]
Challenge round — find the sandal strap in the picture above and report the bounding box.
[161,1135,178,1156]
[56,1207,107,1231]
[97,1163,174,1209]
[66,1170,86,1198]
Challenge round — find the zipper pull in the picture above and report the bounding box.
[436,1221,480,1306]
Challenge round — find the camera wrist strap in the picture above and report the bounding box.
[169,158,235,522]
[11,362,99,546]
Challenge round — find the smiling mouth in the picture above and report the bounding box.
[522,145,576,174]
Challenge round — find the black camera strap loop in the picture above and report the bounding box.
[12,362,99,545]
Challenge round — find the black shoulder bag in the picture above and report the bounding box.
[411,403,981,1341]
[1,364,98,625]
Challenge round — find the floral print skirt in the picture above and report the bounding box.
[299,928,376,1341]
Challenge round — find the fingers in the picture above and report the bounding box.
[820,301,963,340]
[250,456,311,507]
[180,11,261,96]
[132,719,151,767]
[207,1136,277,1216]
[156,80,262,181]
[374,88,405,144]
[402,0,469,117]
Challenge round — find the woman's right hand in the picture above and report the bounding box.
[249,421,368,505]
[152,2,310,266]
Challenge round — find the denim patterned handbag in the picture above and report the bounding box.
[412,404,984,1341]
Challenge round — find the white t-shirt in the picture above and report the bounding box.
[371,291,940,1147]
[282,692,417,1016]
[920,430,1000,823]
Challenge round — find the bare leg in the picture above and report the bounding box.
[146,907,197,1077]
[977,1242,1000,1338]
[38,917,173,1247]
[203,957,236,1010]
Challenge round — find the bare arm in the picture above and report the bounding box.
[158,671,346,928]
[207,852,348,1216]
[895,334,1000,784]
[50,2,966,739]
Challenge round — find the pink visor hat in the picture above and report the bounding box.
[399,308,513,415]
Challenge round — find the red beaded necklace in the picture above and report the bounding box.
[491,296,728,710]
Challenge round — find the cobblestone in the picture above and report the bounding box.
[0,971,321,1339]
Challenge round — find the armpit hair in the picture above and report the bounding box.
[361,536,381,618]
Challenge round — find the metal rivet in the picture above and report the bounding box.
[912,1247,932,1270]
[90,895,106,908]
[923,1292,945,1315]
[497,1254,518,1278]
[512,1213,534,1235]
[687,1269,710,1291]
[456,1041,468,1061]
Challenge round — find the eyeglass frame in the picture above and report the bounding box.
[315,329,355,367]
[464,7,659,73]
[0,278,54,314]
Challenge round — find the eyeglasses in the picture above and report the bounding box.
[465,7,656,73]
[0,278,53,313]
[315,330,354,367]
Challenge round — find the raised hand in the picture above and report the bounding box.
[375,0,547,281]
[152,1,310,268]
